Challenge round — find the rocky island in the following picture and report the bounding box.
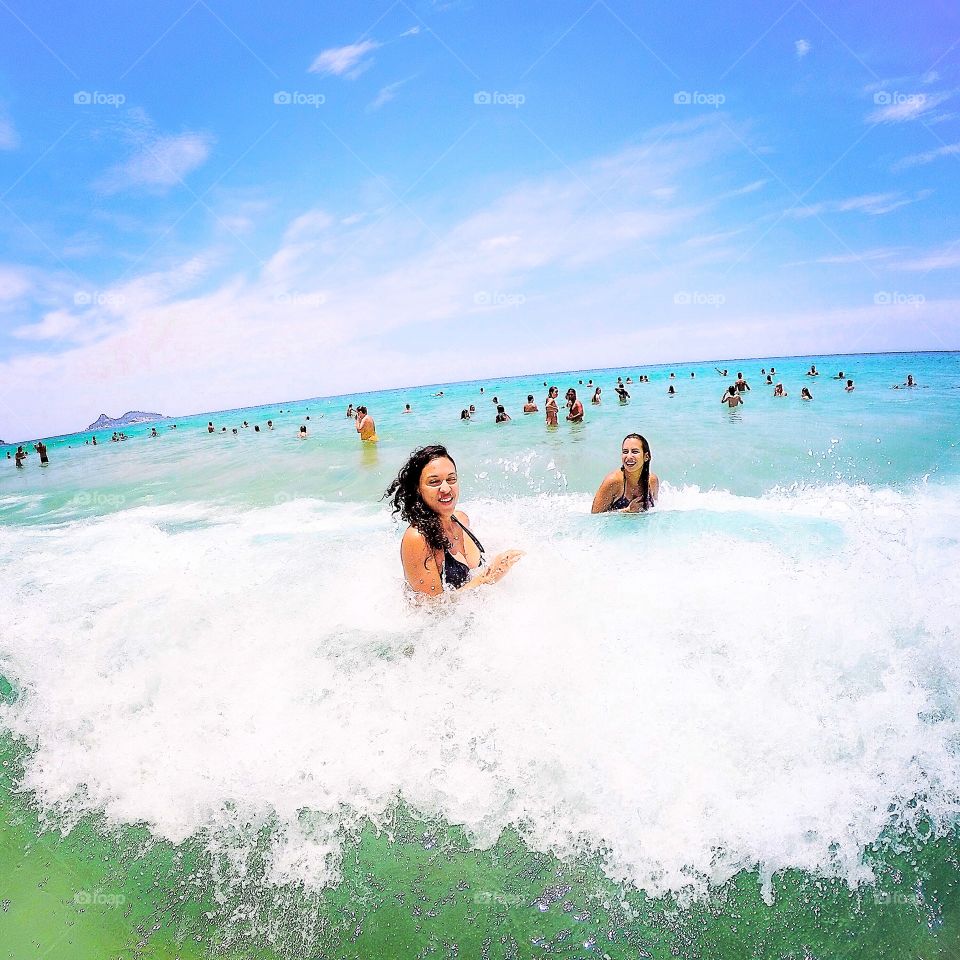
[87,411,165,431]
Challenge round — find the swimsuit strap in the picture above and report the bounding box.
[452,515,485,554]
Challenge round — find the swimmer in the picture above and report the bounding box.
[385,444,523,596]
[35,441,49,464]
[667,385,676,395]
[346,404,355,418]
[615,384,630,403]
[298,425,307,438]
[773,383,787,397]
[721,385,743,408]
[833,371,845,380]
[766,375,773,385]
[403,404,413,414]
[267,420,274,430]
[807,364,819,377]
[545,386,560,426]
[591,434,659,513]
[469,404,476,415]
[460,409,470,420]
[625,376,633,384]
[565,388,584,422]
[523,395,539,413]
[905,374,916,387]
[150,428,158,438]
[735,372,751,392]
[845,379,855,392]
[15,445,26,467]
[801,387,813,400]
[355,406,378,441]
[207,422,214,433]
[495,404,511,423]
[591,387,602,405]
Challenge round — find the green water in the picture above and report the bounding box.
[3,733,959,959]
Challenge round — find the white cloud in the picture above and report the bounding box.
[787,191,929,218]
[893,141,960,170]
[0,113,19,150]
[795,39,810,59]
[867,91,952,123]
[97,132,214,194]
[308,40,380,78]
[368,77,415,111]
[894,244,960,272]
[0,265,32,304]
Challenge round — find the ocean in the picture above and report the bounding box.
[2,350,959,959]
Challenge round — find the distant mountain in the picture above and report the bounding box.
[87,411,164,431]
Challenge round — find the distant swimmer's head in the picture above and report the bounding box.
[357,406,368,415]
[549,386,559,397]
[460,409,470,420]
[385,445,458,550]
[496,405,506,414]
[299,425,307,434]
[527,395,534,402]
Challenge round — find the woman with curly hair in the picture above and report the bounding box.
[385,445,524,595]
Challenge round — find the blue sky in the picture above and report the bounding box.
[0,0,958,437]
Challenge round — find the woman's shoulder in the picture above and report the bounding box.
[598,469,622,489]
[453,509,471,527]
[401,525,431,552]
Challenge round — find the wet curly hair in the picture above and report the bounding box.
[384,444,455,552]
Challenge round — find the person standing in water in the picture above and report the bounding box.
[721,385,743,408]
[545,386,560,426]
[801,387,813,400]
[591,387,602,405]
[385,444,523,595]
[591,434,659,513]
[566,388,584,422]
[355,406,378,441]
[523,395,538,413]
[495,404,511,423]
[34,441,49,464]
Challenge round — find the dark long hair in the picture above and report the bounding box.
[384,445,454,551]
[622,433,652,510]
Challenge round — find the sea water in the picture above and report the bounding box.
[1,351,959,958]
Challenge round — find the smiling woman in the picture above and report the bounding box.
[384,444,523,594]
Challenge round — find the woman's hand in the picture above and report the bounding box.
[477,550,524,584]
[624,498,645,513]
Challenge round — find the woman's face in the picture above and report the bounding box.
[566,389,575,401]
[419,456,458,517]
[549,387,558,397]
[621,438,648,472]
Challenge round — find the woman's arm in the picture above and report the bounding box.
[590,474,618,514]
[400,527,443,596]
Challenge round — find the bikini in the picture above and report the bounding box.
[608,473,655,512]
[442,516,486,589]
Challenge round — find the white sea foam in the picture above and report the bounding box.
[1,482,959,902]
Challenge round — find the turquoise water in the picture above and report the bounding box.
[2,350,960,957]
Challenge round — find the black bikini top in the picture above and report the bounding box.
[443,516,486,589]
